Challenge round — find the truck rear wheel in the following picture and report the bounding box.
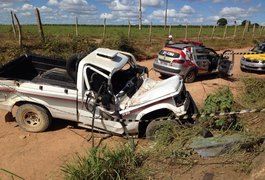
[16,104,51,133]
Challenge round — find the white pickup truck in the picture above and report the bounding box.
[0,48,197,137]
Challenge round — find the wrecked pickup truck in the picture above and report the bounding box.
[0,48,197,137]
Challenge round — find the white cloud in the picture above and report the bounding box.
[100,13,113,19]
[39,6,53,13]
[220,7,245,17]
[212,0,223,3]
[47,0,58,6]
[180,5,195,14]
[109,0,133,11]
[207,15,220,21]
[142,0,163,7]
[20,12,31,16]
[59,0,97,14]
[0,0,28,2]
[21,3,34,11]
[248,3,262,13]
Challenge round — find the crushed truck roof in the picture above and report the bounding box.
[80,48,129,73]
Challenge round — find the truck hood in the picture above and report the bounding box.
[120,75,182,108]
[243,54,265,61]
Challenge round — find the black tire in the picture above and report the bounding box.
[146,120,179,140]
[240,66,247,72]
[16,104,52,133]
[185,70,196,83]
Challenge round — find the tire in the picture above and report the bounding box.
[16,104,52,133]
[145,120,179,140]
[240,66,247,72]
[185,70,196,83]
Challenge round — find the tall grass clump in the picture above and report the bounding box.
[239,77,265,108]
[62,144,145,180]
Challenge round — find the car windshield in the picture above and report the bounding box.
[159,50,180,58]
[252,44,265,53]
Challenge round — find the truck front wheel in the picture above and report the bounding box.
[16,104,51,133]
[146,120,179,140]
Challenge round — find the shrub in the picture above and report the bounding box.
[201,87,242,130]
[62,144,145,180]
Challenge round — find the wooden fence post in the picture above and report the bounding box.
[13,13,22,47]
[252,24,256,39]
[35,8,45,42]
[223,24,227,39]
[233,24,237,39]
[75,16,78,36]
[168,24,171,36]
[185,24,188,40]
[211,25,215,39]
[10,11,16,39]
[149,22,152,42]
[128,20,131,39]
[197,25,202,41]
[241,23,247,41]
[102,18,106,41]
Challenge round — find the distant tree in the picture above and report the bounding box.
[253,23,259,27]
[242,20,251,26]
[217,18,227,26]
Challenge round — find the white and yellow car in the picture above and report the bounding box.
[241,42,265,71]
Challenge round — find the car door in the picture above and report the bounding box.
[218,50,234,76]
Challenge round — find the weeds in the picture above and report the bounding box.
[62,144,147,180]
[238,77,265,108]
[201,87,242,131]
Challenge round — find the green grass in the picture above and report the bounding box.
[1,24,264,63]
[61,145,147,180]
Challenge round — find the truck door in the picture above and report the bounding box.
[77,66,124,134]
[218,50,234,76]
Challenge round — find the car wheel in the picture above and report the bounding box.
[16,104,52,133]
[240,66,247,72]
[185,70,196,83]
[146,120,179,140]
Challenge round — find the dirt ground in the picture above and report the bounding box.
[1,47,265,179]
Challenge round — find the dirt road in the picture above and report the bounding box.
[0,47,264,179]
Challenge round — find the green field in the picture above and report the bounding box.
[0,24,264,63]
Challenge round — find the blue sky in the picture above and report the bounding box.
[0,0,264,25]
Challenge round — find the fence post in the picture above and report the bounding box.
[223,24,227,39]
[13,13,22,47]
[138,0,142,30]
[35,8,45,42]
[252,24,256,39]
[102,18,106,42]
[10,11,16,39]
[185,24,188,40]
[149,22,152,42]
[233,24,237,39]
[211,25,215,39]
[241,23,247,41]
[75,16,78,36]
[168,24,171,36]
[128,20,131,39]
[197,25,202,41]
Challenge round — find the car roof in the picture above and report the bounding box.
[80,48,129,73]
[165,40,205,50]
